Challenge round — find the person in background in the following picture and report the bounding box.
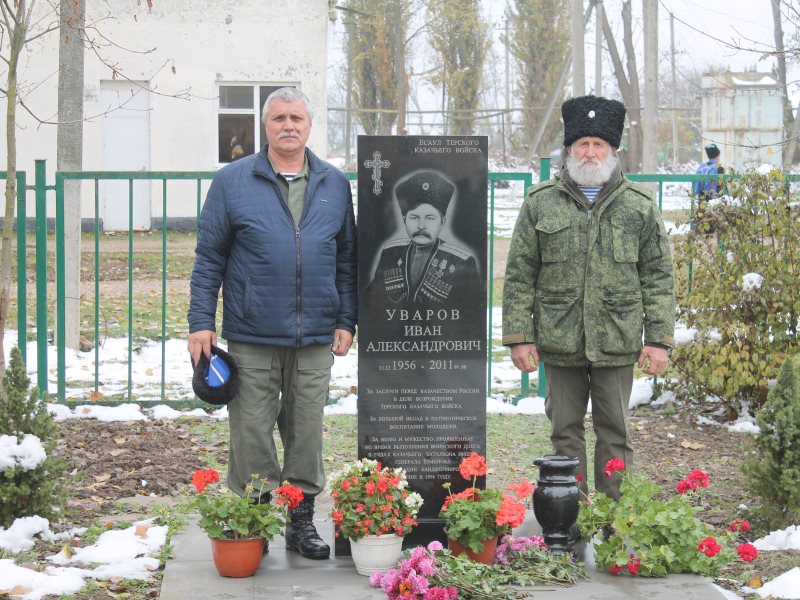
[188,87,357,559]
[502,95,676,500]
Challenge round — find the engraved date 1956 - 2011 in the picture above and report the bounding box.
[378,359,467,371]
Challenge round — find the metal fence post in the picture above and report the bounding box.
[34,160,48,396]
[55,173,66,401]
[16,171,27,364]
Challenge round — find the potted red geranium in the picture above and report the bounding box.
[439,452,534,563]
[329,459,423,576]
[191,468,304,577]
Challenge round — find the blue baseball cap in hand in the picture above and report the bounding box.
[191,345,239,405]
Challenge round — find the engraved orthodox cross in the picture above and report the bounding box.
[364,151,391,195]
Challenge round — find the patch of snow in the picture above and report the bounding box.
[70,404,147,422]
[0,560,87,600]
[0,434,46,470]
[628,378,654,409]
[150,405,208,420]
[756,163,777,175]
[743,567,800,599]
[742,272,764,291]
[0,516,50,553]
[324,393,358,415]
[46,403,73,421]
[754,525,800,551]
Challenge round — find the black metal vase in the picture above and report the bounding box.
[533,455,580,555]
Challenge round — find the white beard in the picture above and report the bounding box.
[566,152,619,186]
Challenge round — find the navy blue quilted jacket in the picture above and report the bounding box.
[188,146,357,347]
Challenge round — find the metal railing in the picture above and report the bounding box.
[17,159,739,403]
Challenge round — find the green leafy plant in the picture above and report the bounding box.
[190,469,303,540]
[577,458,759,577]
[0,346,67,528]
[439,453,533,553]
[671,167,800,415]
[742,355,800,529]
[329,458,423,540]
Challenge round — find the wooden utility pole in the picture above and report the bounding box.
[642,0,658,175]
[344,18,353,167]
[595,0,603,94]
[670,13,678,164]
[572,0,585,96]
[504,17,510,165]
[57,0,85,350]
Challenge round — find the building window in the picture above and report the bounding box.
[217,84,294,163]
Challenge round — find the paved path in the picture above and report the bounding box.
[160,511,729,599]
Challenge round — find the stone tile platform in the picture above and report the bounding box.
[160,511,728,599]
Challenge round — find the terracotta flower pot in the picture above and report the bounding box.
[210,536,264,577]
[447,536,497,564]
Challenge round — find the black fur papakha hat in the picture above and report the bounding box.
[395,170,455,217]
[562,95,626,149]
[191,345,239,405]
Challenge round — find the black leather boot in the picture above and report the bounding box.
[285,497,330,559]
[258,492,272,555]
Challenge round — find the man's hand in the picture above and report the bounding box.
[332,329,354,356]
[638,346,669,376]
[510,343,539,373]
[188,330,217,365]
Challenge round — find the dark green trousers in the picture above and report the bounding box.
[226,341,334,498]
[544,363,634,500]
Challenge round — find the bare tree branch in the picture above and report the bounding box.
[23,21,58,43]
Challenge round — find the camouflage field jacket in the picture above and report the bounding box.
[502,170,675,367]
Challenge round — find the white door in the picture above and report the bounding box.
[100,81,151,231]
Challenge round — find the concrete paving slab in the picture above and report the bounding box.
[161,510,729,599]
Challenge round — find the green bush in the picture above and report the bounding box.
[0,347,67,528]
[670,168,800,415]
[742,355,800,529]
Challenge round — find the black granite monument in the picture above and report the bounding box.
[357,135,488,546]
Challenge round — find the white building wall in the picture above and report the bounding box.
[1,0,329,224]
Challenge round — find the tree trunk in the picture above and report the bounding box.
[1,3,28,376]
[771,0,795,166]
[57,0,86,351]
[622,0,642,172]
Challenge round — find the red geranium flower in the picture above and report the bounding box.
[676,480,693,495]
[608,565,623,575]
[495,494,526,529]
[697,536,721,557]
[626,555,641,575]
[191,468,220,494]
[505,480,535,499]
[728,518,751,533]
[737,542,758,563]
[604,458,626,477]
[459,452,488,479]
[686,469,710,489]
[273,483,304,510]
[576,474,584,483]
[365,481,377,496]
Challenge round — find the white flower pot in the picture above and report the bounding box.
[349,534,404,576]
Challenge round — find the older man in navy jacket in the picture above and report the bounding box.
[188,87,356,559]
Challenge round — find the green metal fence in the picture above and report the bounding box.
[18,159,737,404]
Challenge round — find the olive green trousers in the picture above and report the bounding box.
[543,363,634,500]
[226,341,334,498]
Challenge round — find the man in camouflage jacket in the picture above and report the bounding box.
[503,95,675,499]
